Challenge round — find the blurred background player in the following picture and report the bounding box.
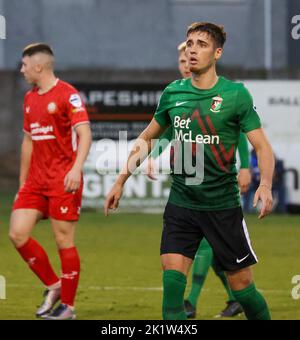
[147,41,251,318]
[105,22,274,321]
[9,43,92,320]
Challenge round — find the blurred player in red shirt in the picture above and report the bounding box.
[9,43,92,320]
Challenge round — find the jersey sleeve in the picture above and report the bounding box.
[153,87,172,128]
[65,89,90,128]
[237,132,250,169]
[23,93,31,134]
[237,85,261,133]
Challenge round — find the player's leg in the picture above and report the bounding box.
[226,266,271,320]
[9,208,61,316]
[211,258,235,302]
[44,219,79,320]
[161,254,192,320]
[10,200,60,288]
[44,189,82,320]
[211,256,243,317]
[160,203,203,320]
[201,207,271,320]
[184,238,213,317]
[9,208,42,248]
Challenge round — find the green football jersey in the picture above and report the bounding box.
[154,76,261,210]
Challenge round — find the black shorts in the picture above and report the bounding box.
[160,202,258,272]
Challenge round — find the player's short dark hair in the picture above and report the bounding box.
[186,22,227,48]
[22,43,54,57]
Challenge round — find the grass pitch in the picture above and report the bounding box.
[0,192,299,320]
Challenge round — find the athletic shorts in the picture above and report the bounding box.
[13,181,83,222]
[160,202,258,272]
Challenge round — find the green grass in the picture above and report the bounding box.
[0,192,300,320]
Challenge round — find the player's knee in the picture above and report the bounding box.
[237,276,252,289]
[227,270,253,290]
[160,255,191,276]
[54,234,74,249]
[54,235,65,248]
[8,230,28,247]
[161,258,174,271]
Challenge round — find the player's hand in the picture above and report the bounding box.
[64,167,81,193]
[104,183,123,216]
[253,185,273,219]
[146,157,157,180]
[238,168,251,194]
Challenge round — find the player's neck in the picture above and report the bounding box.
[191,67,218,90]
[37,74,58,95]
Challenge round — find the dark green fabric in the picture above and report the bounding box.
[232,283,271,320]
[162,270,187,320]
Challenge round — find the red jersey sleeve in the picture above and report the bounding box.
[23,93,31,134]
[65,89,90,128]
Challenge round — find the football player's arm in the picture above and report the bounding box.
[147,127,172,180]
[237,133,251,194]
[246,128,275,218]
[64,124,92,192]
[238,133,250,169]
[19,132,33,189]
[104,119,167,215]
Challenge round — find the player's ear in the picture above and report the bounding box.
[35,63,43,73]
[214,47,223,61]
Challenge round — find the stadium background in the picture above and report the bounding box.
[0,0,300,320]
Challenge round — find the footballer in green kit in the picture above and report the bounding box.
[154,75,255,211]
[147,42,251,318]
[105,22,274,320]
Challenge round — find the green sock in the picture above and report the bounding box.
[187,239,213,307]
[211,262,236,302]
[162,270,187,320]
[232,283,271,320]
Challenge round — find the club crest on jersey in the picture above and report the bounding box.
[47,102,57,114]
[25,106,30,114]
[210,96,223,113]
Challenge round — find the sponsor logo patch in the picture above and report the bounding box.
[69,93,82,108]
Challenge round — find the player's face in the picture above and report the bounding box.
[178,50,192,79]
[20,56,39,85]
[185,31,222,74]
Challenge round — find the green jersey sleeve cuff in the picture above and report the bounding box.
[242,123,261,134]
[154,116,168,128]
